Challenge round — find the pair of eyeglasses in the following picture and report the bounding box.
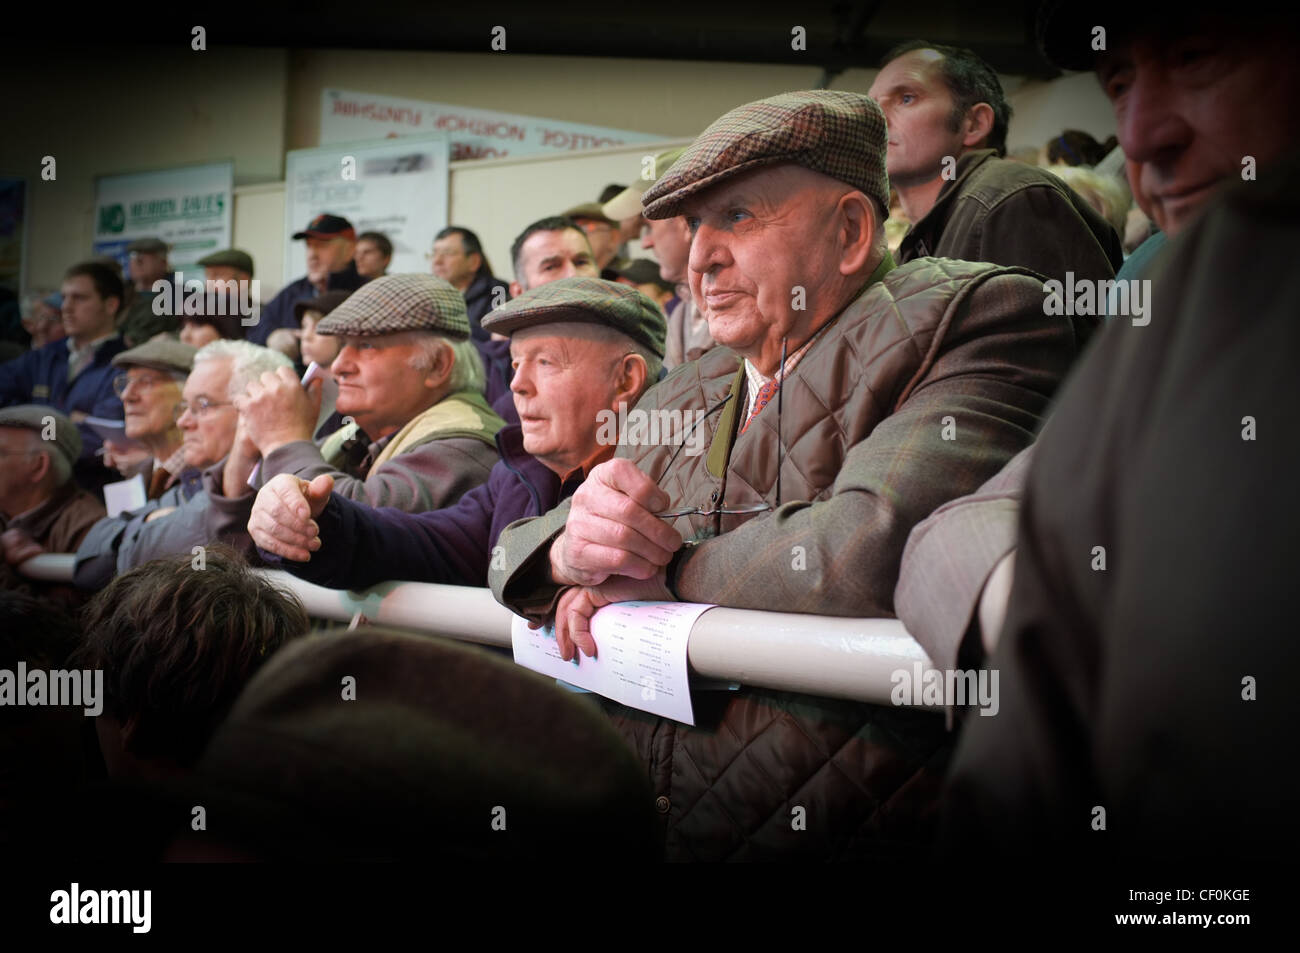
[173,397,232,420]
[112,373,170,398]
[655,502,772,520]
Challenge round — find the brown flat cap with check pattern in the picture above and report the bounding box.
[481,276,666,359]
[316,273,470,340]
[641,90,890,220]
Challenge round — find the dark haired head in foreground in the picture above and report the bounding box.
[76,546,309,778]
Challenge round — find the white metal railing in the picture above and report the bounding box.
[18,552,941,710]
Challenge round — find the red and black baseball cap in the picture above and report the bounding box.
[292,213,356,241]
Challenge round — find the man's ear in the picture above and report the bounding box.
[835,192,876,277]
[468,252,484,274]
[105,295,122,320]
[962,103,995,150]
[615,353,649,407]
[422,340,455,390]
[508,280,523,298]
[28,448,52,485]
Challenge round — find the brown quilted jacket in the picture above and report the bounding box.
[493,255,1089,859]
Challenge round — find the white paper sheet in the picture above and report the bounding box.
[511,601,715,725]
[102,472,147,518]
[84,415,144,450]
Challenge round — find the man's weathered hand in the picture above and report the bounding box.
[549,458,680,588]
[552,572,675,662]
[1,528,45,566]
[248,473,334,562]
[236,366,321,456]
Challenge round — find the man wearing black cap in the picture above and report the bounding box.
[249,276,664,590]
[253,214,367,348]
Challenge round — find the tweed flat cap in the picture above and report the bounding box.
[126,237,167,255]
[641,90,890,220]
[602,146,688,221]
[197,248,255,276]
[316,273,470,339]
[482,275,666,359]
[0,405,82,467]
[111,337,196,375]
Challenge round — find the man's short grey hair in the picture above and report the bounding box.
[407,333,486,395]
[193,339,294,400]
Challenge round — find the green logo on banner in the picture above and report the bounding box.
[98,204,126,234]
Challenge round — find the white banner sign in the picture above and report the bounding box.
[321,88,660,160]
[283,133,451,281]
[92,161,233,277]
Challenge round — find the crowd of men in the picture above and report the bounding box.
[2,5,1295,867]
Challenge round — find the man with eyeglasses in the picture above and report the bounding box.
[104,338,194,499]
[73,340,292,589]
[247,277,664,591]
[488,91,1089,861]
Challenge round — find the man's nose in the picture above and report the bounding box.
[688,222,728,275]
[1117,66,1191,167]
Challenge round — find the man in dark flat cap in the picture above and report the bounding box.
[117,237,182,346]
[0,406,105,591]
[249,276,663,591]
[937,3,1300,868]
[488,90,1089,860]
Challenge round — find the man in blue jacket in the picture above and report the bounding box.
[0,262,128,488]
[249,277,665,589]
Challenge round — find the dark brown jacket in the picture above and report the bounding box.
[898,150,1123,294]
[492,254,1088,859]
[2,480,106,601]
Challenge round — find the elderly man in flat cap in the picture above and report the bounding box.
[247,277,664,590]
[228,273,503,515]
[102,337,195,499]
[1,406,105,592]
[488,90,1089,860]
[73,339,292,589]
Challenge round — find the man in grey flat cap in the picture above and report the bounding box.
[0,406,105,595]
[489,90,1091,860]
[104,337,195,499]
[248,276,664,591]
